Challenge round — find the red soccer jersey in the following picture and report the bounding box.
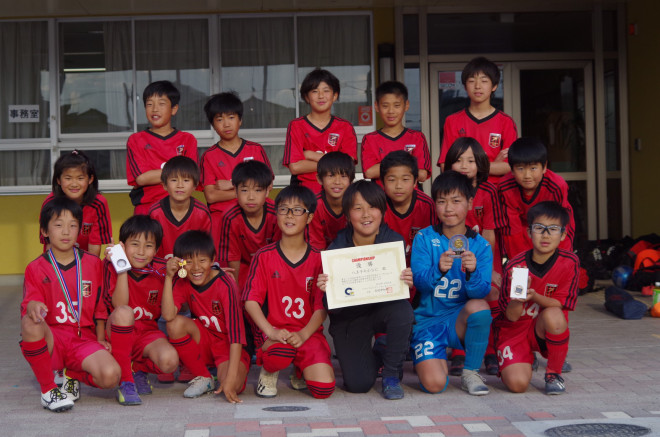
[39,193,113,252]
[439,109,517,183]
[243,243,324,332]
[384,189,438,263]
[102,258,166,330]
[497,249,579,325]
[173,270,245,345]
[200,139,272,215]
[148,197,212,259]
[360,128,432,185]
[495,169,575,259]
[217,199,281,290]
[126,129,198,209]
[283,116,357,192]
[307,191,347,250]
[466,181,498,234]
[22,249,107,331]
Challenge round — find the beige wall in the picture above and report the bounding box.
[627,0,660,237]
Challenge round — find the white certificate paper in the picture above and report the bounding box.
[321,241,409,310]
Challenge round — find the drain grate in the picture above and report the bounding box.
[545,423,651,436]
[262,406,311,412]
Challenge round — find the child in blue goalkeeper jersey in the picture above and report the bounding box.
[410,170,493,396]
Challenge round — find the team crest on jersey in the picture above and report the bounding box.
[488,133,501,149]
[305,276,314,293]
[405,144,416,153]
[545,284,558,297]
[147,290,159,305]
[328,133,340,147]
[212,300,222,316]
[81,222,93,236]
[272,270,280,279]
[176,144,185,155]
[458,128,466,137]
[243,156,254,162]
[474,206,484,219]
[82,280,92,298]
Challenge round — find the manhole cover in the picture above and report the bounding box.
[262,406,311,412]
[545,423,651,436]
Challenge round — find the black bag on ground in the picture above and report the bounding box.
[604,286,647,319]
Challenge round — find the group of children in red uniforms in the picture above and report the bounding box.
[21,57,579,412]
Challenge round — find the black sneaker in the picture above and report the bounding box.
[484,354,499,375]
[449,354,465,376]
[382,377,404,400]
[544,373,565,395]
[562,361,572,373]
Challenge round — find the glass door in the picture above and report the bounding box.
[429,61,596,242]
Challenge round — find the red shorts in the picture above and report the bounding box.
[50,325,105,372]
[132,322,167,361]
[194,319,251,370]
[495,319,548,371]
[261,331,332,372]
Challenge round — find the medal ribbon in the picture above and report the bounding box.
[47,249,82,327]
[131,264,165,277]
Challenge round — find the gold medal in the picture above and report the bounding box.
[178,260,187,278]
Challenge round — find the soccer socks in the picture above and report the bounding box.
[132,358,164,375]
[545,329,570,375]
[21,338,57,394]
[110,324,135,383]
[306,380,335,399]
[262,344,296,373]
[463,309,491,371]
[486,300,500,355]
[170,335,212,378]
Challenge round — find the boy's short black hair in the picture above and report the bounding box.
[444,137,490,186]
[342,180,387,218]
[203,92,243,125]
[142,80,180,107]
[173,230,216,260]
[232,160,273,189]
[119,215,164,250]
[375,81,408,102]
[52,150,99,205]
[508,137,548,167]
[461,56,500,86]
[317,151,356,182]
[40,197,83,234]
[527,201,570,229]
[275,185,317,214]
[379,150,418,183]
[431,170,474,202]
[160,156,200,185]
[300,69,340,101]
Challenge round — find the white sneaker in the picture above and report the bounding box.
[461,369,490,396]
[41,387,74,412]
[256,368,279,398]
[61,374,80,402]
[53,370,64,387]
[289,371,307,390]
[183,376,214,398]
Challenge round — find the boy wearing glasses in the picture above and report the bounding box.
[243,185,335,400]
[495,138,575,259]
[494,201,578,395]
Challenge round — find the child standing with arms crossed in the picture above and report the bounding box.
[39,150,112,257]
[126,81,198,215]
[283,69,357,193]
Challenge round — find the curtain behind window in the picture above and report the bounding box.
[135,19,210,132]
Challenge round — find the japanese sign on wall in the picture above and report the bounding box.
[8,105,39,123]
